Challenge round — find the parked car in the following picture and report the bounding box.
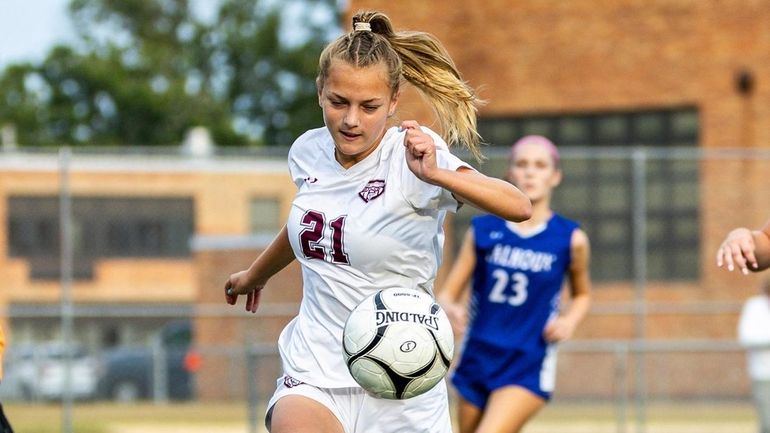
[95,320,198,402]
[2,342,99,401]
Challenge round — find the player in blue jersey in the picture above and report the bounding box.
[438,135,592,433]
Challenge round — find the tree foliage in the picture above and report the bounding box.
[0,0,339,146]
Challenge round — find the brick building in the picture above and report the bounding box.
[0,153,295,349]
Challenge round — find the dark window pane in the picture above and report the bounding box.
[646,219,665,241]
[522,119,552,136]
[9,218,29,255]
[674,218,698,240]
[596,115,627,143]
[600,253,631,280]
[555,186,590,212]
[671,110,699,140]
[250,198,281,234]
[8,195,194,280]
[647,183,668,210]
[35,220,57,250]
[648,253,666,279]
[489,121,519,146]
[558,118,590,144]
[476,107,700,282]
[673,183,699,208]
[597,220,628,244]
[633,112,666,143]
[137,221,164,255]
[562,159,590,177]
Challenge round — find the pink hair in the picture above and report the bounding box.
[510,135,561,168]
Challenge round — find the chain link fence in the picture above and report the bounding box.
[0,144,768,433]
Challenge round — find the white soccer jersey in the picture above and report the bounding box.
[280,125,471,387]
[738,295,770,380]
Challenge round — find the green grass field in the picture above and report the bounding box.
[3,402,247,433]
[1,400,758,433]
[527,401,756,433]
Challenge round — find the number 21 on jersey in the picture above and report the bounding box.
[488,268,528,306]
[298,210,350,265]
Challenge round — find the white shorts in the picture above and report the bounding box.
[266,375,453,433]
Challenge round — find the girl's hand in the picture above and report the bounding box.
[224,270,264,313]
[543,317,576,343]
[716,228,757,275]
[440,301,467,336]
[401,120,439,183]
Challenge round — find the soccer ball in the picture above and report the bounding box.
[342,288,454,399]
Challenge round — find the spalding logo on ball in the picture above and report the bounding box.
[342,288,454,399]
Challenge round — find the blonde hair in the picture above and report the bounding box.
[317,10,484,160]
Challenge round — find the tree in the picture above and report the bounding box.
[0,0,339,147]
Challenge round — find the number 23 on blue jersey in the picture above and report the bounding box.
[488,269,529,306]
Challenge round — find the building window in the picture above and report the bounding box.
[7,196,194,279]
[475,108,699,281]
[249,197,281,234]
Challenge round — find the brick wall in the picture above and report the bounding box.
[0,159,294,305]
[192,237,302,400]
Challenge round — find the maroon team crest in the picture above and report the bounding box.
[283,376,305,388]
[358,179,386,203]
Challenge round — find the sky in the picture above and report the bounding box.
[0,0,76,67]
[0,0,340,69]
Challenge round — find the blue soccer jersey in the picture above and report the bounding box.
[465,213,577,351]
[452,213,578,404]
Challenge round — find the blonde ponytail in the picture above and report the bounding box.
[318,11,485,160]
[388,29,484,161]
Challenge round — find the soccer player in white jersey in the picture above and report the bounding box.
[223,10,532,433]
